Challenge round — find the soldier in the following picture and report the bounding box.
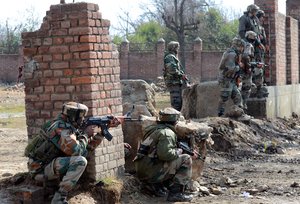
[163,41,189,111]
[217,37,244,117]
[25,102,120,204]
[134,107,196,202]
[239,4,260,40]
[240,31,257,110]
[256,9,267,63]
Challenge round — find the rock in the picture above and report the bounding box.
[245,188,259,195]
[2,173,13,177]
[290,182,300,188]
[225,105,244,118]
[187,180,201,192]
[198,186,210,196]
[276,146,285,154]
[210,187,223,195]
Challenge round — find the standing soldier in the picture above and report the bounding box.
[163,41,189,111]
[239,4,260,40]
[134,107,195,202]
[217,37,244,117]
[256,9,267,63]
[25,102,120,204]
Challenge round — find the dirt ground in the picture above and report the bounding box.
[1,84,300,204]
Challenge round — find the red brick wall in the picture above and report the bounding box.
[120,39,222,82]
[22,2,124,180]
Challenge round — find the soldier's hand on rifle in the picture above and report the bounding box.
[239,61,245,69]
[108,116,121,128]
[191,150,199,160]
[176,148,183,155]
[84,125,97,137]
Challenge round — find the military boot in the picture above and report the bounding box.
[167,184,193,202]
[141,182,168,197]
[51,191,68,204]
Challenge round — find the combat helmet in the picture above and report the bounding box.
[62,102,88,124]
[257,10,265,18]
[159,107,180,123]
[245,31,257,40]
[247,4,260,13]
[231,37,244,48]
[167,41,180,52]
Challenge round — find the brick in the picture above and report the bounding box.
[32,38,42,46]
[44,86,55,93]
[81,68,98,75]
[54,70,63,77]
[72,76,95,84]
[49,45,69,53]
[61,21,70,28]
[55,85,66,93]
[102,52,112,59]
[38,46,50,54]
[53,54,63,61]
[39,94,51,101]
[41,78,59,85]
[80,35,97,43]
[60,78,71,84]
[63,69,73,76]
[66,85,75,92]
[80,51,97,59]
[43,70,53,77]
[23,48,37,56]
[70,43,93,52]
[70,60,93,68]
[69,27,93,35]
[63,53,72,60]
[79,19,96,27]
[41,110,52,118]
[43,55,52,62]
[53,37,64,45]
[51,93,70,101]
[50,62,69,69]
[50,29,68,36]
[64,36,73,44]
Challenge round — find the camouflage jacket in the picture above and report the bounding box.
[239,13,260,39]
[134,123,179,180]
[217,48,240,82]
[163,52,185,86]
[25,114,102,173]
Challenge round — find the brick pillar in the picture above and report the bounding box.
[287,0,300,83]
[255,0,286,85]
[156,38,165,78]
[120,38,129,79]
[193,37,202,82]
[286,16,299,84]
[22,2,124,180]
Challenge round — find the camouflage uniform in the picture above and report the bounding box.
[25,102,104,204]
[217,38,243,116]
[238,4,260,40]
[257,10,267,63]
[164,41,186,111]
[134,108,193,202]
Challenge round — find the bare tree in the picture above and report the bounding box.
[150,0,209,68]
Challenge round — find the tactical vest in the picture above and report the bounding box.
[24,120,63,166]
[136,123,176,159]
[163,53,184,85]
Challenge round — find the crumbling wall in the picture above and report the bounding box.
[22,2,124,180]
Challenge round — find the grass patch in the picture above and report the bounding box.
[0,117,26,129]
[0,104,25,113]
[155,92,171,111]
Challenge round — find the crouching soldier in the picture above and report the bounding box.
[25,102,120,204]
[134,107,197,202]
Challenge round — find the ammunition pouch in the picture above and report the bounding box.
[137,144,150,156]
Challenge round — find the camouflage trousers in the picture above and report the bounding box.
[167,84,183,111]
[241,72,252,109]
[218,79,242,116]
[135,154,192,186]
[252,67,264,88]
[44,156,87,193]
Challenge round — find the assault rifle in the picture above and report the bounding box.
[178,141,204,161]
[249,61,268,69]
[82,106,139,141]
